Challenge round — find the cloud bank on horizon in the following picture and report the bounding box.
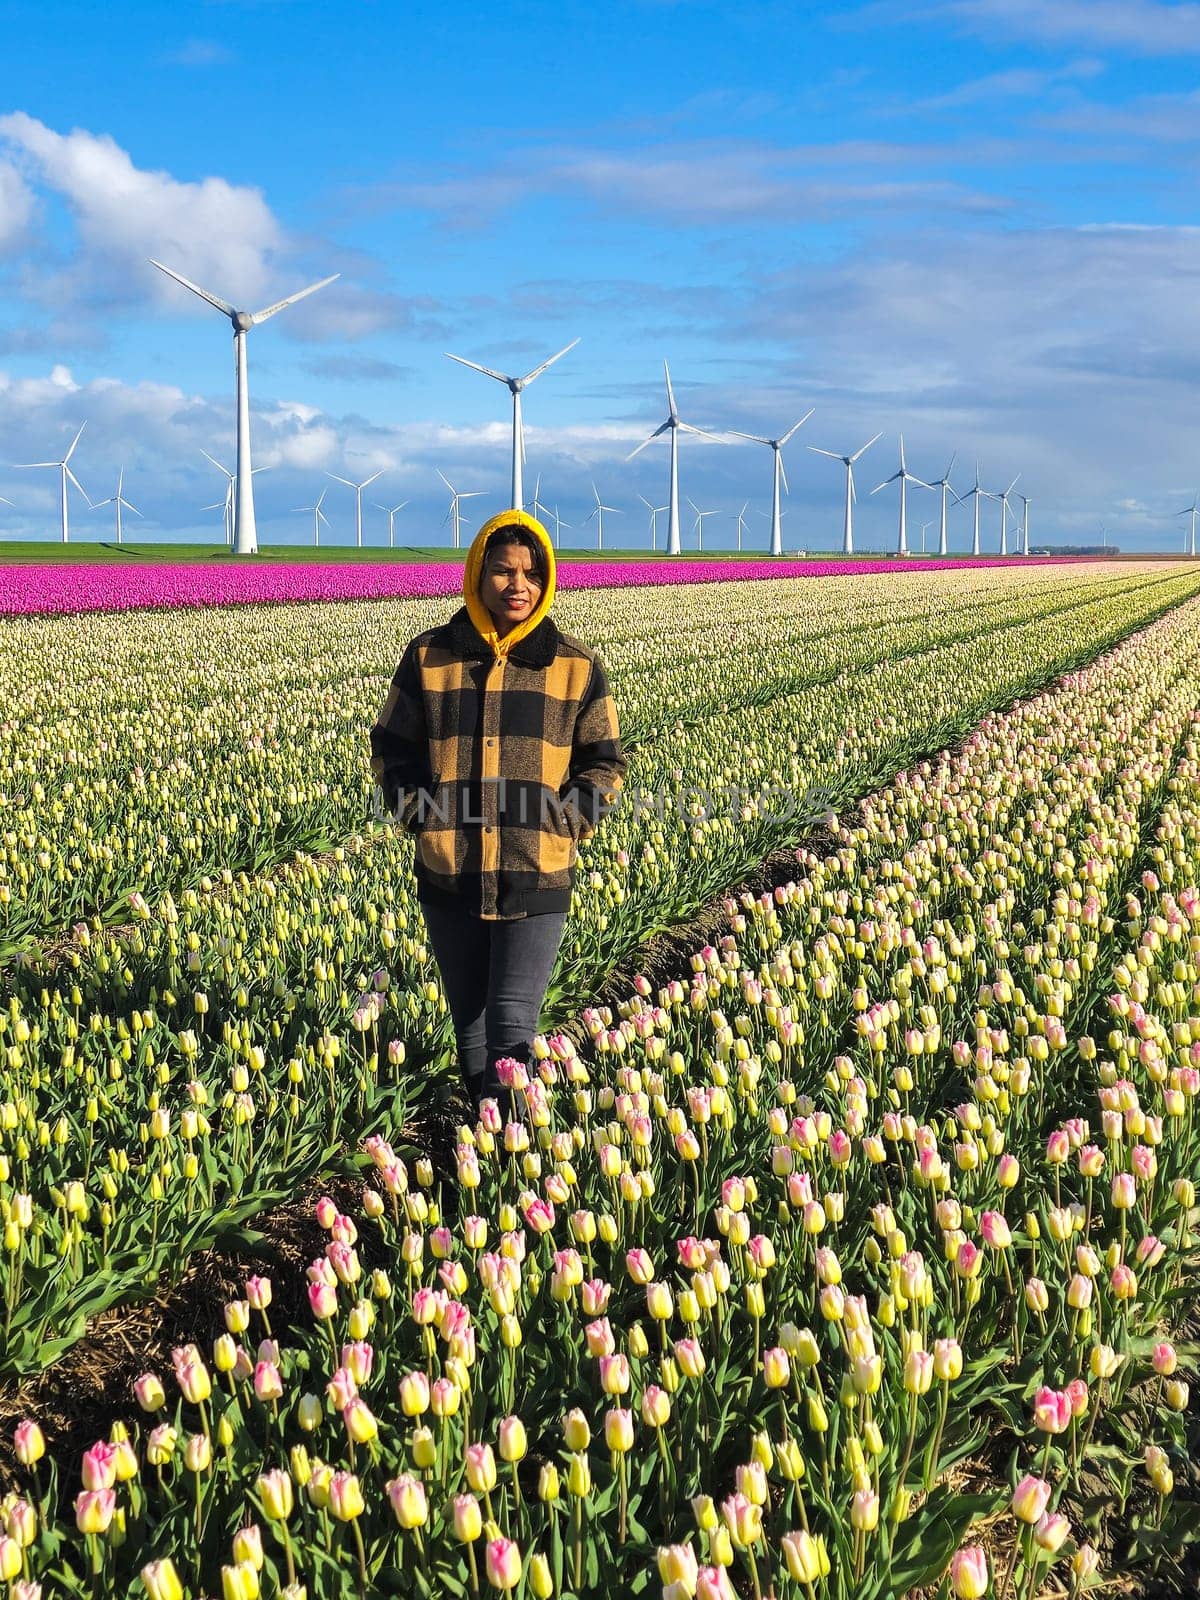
[0,0,1198,554]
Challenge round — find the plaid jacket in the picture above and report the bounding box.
[370,527,626,920]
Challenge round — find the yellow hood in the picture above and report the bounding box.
[462,509,558,657]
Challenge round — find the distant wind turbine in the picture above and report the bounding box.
[203,451,266,547]
[1018,493,1032,556]
[687,497,718,553]
[638,494,668,551]
[444,338,579,512]
[530,474,553,527]
[736,501,750,553]
[327,469,383,548]
[375,499,409,549]
[91,468,142,545]
[997,475,1020,556]
[294,488,331,547]
[808,432,882,555]
[870,436,931,557]
[962,464,995,558]
[626,362,724,557]
[728,409,814,556]
[550,505,569,548]
[150,258,338,556]
[588,483,620,551]
[438,469,484,551]
[919,520,932,555]
[928,452,958,556]
[15,423,90,544]
[1176,493,1198,558]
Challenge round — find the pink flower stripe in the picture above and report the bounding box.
[1,554,1085,618]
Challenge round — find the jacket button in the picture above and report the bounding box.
[487,738,496,746]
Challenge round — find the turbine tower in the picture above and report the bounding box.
[626,362,723,557]
[550,505,570,548]
[15,423,89,544]
[438,469,484,551]
[1018,493,1031,556]
[293,488,331,547]
[997,475,1020,557]
[91,468,142,545]
[531,475,553,527]
[687,497,718,552]
[375,499,410,549]
[962,464,994,558]
[808,432,882,555]
[150,258,338,556]
[1176,493,1198,558]
[870,435,930,557]
[587,482,620,551]
[728,409,814,556]
[327,469,383,548]
[928,452,958,556]
[444,338,579,512]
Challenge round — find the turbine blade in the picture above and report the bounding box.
[250,273,340,325]
[149,258,236,316]
[663,361,677,417]
[945,449,958,481]
[678,422,725,443]
[520,337,580,385]
[726,430,771,445]
[201,450,232,478]
[850,432,883,463]
[437,469,455,493]
[327,473,357,488]
[66,467,91,506]
[779,454,790,496]
[779,409,815,445]
[445,352,511,384]
[64,422,86,462]
[626,423,669,461]
[14,462,58,469]
[360,470,383,489]
[1006,473,1020,494]
[807,446,843,461]
[124,500,143,517]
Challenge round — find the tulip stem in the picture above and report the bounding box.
[351,1516,368,1599]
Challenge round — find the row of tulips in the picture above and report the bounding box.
[2,569,1198,1373]
[3,591,1199,1596]
[2,564,1185,952]
[0,554,1088,619]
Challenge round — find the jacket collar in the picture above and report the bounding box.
[445,604,560,667]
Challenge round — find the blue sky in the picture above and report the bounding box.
[2,0,1200,551]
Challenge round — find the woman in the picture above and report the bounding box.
[370,508,627,1116]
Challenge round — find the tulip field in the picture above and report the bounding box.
[1,559,1199,1599]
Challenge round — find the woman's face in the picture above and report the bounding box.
[481,542,543,634]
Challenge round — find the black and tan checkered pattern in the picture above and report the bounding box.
[370,592,627,921]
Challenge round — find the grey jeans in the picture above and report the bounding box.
[418,895,568,1090]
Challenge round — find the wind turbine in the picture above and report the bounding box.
[203,452,266,547]
[438,469,484,551]
[997,475,1020,556]
[150,258,338,557]
[444,338,579,512]
[626,362,724,557]
[928,452,958,556]
[919,520,932,556]
[550,505,569,549]
[736,501,750,553]
[15,423,90,544]
[327,469,383,548]
[870,436,930,557]
[1018,493,1032,556]
[728,409,814,556]
[639,493,667,551]
[1175,493,1198,558]
[294,488,331,547]
[961,464,995,558]
[588,483,620,551]
[375,499,409,548]
[808,432,882,555]
[687,497,718,552]
[91,469,143,545]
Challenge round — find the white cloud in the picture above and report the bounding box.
[899,0,1200,54]
[0,112,286,309]
[0,159,34,253]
